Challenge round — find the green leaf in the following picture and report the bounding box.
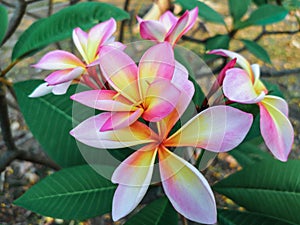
[14,165,116,220]
[176,0,225,24]
[206,35,230,51]
[241,39,271,63]
[14,80,86,167]
[0,4,8,44]
[218,209,294,225]
[12,2,129,61]
[174,47,206,109]
[229,139,273,167]
[252,0,268,6]
[236,5,288,29]
[229,0,251,22]
[230,103,260,142]
[124,197,178,225]
[214,159,300,224]
[262,79,284,98]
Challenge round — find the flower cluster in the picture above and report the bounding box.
[31,7,294,224]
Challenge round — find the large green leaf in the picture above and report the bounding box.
[218,209,294,225]
[214,159,300,224]
[124,197,178,225]
[236,5,288,29]
[176,0,225,25]
[14,165,116,220]
[206,34,230,51]
[12,2,129,61]
[241,39,271,64]
[229,139,273,167]
[229,0,251,22]
[14,80,86,167]
[0,4,8,44]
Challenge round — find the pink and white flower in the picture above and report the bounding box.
[137,7,198,46]
[210,49,294,161]
[30,18,121,97]
[70,68,253,223]
[71,42,187,131]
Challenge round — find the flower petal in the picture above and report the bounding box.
[29,82,53,98]
[259,100,294,161]
[97,46,140,103]
[143,79,181,122]
[165,106,253,152]
[158,146,216,224]
[100,109,144,131]
[72,27,89,63]
[70,113,157,149]
[45,67,85,85]
[138,19,168,42]
[166,7,198,45]
[209,49,254,82]
[263,95,289,116]
[32,50,85,70]
[138,42,175,98]
[157,63,194,136]
[159,11,178,31]
[71,90,135,111]
[87,18,116,63]
[52,81,72,95]
[223,68,265,104]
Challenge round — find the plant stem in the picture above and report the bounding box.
[0,60,20,78]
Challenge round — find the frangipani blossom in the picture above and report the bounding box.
[30,18,120,97]
[210,49,294,161]
[71,42,186,131]
[70,75,253,223]
[138,7,198,46]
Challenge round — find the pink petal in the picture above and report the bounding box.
[223,68,265,104]
[209,49,254,82]
[97,46,140,103]
[263,95,289,116]
[159,11,178,31]
[111,144,158,221]
[165,106,253,152]
[28,82,53,98]
[52,81,72,95]
[166,7,198,45]
[71,90,135,111]
[158,146,217,224]
[112,143,158,186]
[143,79,181,122]
[45,67,85,85]
[32,50,85,70]
[87,18,116,63]
[70,114,157,149]
[157,64,194,136]
[139,19,168,42]
[259,101,294,161]
[72,27,89,63]
[100,109,144,131]
[138,42,175,98]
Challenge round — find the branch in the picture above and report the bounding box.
[0,0,27,46]
[182,35,208,44]
[0,84,16,150]
[118,0,130,42]
[261,67,300,77]
[0,148,61,172]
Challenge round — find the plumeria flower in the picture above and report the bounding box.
[137,7,198,46]
[30,18,122,97]
[70,62,253,223]
[71,42,186,131]
[210,49,294,161]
